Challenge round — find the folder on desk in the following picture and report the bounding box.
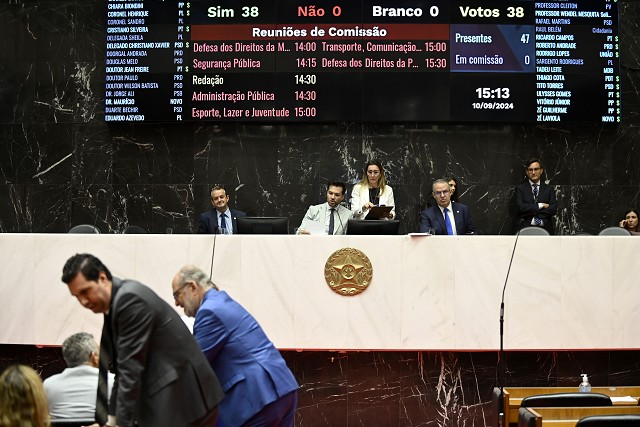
[366,205,393,219]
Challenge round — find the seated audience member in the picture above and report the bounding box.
[619,208,639,235]
[197,185,246,234]
[419,178,475,235]
[298,181,353,235]
[426,175,460,208]
[350,160,395,219]
[515,158,557,234]
[0,364,50,427]
[43,332,114,421]
[172,266,299,427]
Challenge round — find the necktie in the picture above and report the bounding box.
[532,185,543,226]
[220,213,228,233]
[96,315,112,425]
[328,208,335,235]
[444,208,454,235]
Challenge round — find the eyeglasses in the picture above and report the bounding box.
[172,282,191,300]
[434,190,450,196]
[527,167,541,172]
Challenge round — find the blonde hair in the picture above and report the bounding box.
[0,365,50,427]
[357,159,387,195]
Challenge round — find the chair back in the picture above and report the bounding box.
[598,227,632,236]
[68,224,100,234]
[123,225,148,234]
[521,392,612,407]
[518,226,550,236]
[518,407,539,427]
[576,414,640,426]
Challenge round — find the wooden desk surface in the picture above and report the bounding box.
[505,386,640,425]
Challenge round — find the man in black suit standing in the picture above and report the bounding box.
[62,253,224,427]
[515,158,558,234]
[419,179,475,235]
[197,185,246,234]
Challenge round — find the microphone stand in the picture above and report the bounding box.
[499,230,520,426]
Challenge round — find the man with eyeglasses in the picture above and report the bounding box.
[419,178,475,235]
[515,158,557,234]
[61,253,224,427]
[171,265,299,427]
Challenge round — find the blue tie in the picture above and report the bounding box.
[220,213,228,233]
[444,208,454,235]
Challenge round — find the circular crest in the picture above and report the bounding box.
[324,248,373,296]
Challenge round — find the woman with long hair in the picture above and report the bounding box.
[350,159,395,220]
[0,365,50,427]
[619,208,639,235]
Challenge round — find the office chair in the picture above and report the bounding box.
[521,392,612,408]
[518,407,538,427]
[122,225,148,234]
[598,227,632,236]
[575,414,640,426]
[68,224,100,234]
[518,226,550,236]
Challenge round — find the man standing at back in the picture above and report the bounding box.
[419,178,475,235]
[172,265,299,427]
[62,253,224,427]
[515,158,558,234]
[197,185,247,234]
[44,332,114,422]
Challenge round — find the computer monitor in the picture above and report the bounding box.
[236,217,289,234]
[346,220,400,235]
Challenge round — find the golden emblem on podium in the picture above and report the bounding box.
[324,248,372,296]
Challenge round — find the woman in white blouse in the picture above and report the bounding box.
[350,160,395,220]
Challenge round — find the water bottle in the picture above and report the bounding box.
[579,374,591,392]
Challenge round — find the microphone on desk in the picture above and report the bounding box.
[209,232,218,280]
[498,230,521,427]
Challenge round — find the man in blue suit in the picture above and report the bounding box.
[419,179,475,235]
[197,185,246,234]
[171,265,299,427]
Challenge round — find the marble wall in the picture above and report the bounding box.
[0,2,639,235]
[2,345,640,427]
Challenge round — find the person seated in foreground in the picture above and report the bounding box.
[419,178,475,235]
[297,181,353,235]
[197,185,247,234]
[43,332,114,421]
[0,364,50,427]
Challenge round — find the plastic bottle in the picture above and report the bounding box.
[579,374,591,392]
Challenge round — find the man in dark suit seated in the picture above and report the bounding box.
[419,178,475,235]
[197,185,246,234]
[515,158,557,234]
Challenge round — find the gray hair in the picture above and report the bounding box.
[176,265,219,291]
[432,178,449,192]
[62,332,97,368]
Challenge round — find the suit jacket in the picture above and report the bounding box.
[194,290,299,427]
[197,208,246,234]
[350,183,396,220]
[419,202,475,235]
[102,278,224,427]
[515,180,557,234]
[43,365,114,421]
[298,203,353,235]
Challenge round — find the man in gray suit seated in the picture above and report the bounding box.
[43,332,114,422]
[297,181,353,235]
